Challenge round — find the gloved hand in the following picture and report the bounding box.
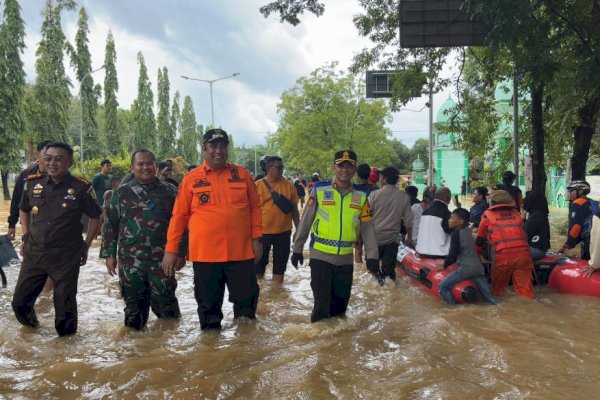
[290,252,304,269]
[366,259,379,274]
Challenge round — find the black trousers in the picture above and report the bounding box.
[12,250,81,336]
[192,259,260,329]
[256,231,292,276]
[378,242,400,279]
[309,259,353,323]
[581,236,591,260]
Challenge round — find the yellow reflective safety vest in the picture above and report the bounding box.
[310,182,368,255]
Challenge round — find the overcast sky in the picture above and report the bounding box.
[19,0,456,147]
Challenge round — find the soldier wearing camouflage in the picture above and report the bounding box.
[100,150,186,331]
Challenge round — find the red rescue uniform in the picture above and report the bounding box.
[165,161,262,262]
[476,204,534,299]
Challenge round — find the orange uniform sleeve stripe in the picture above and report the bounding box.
[165,174,193,254]
[569,224,582,240]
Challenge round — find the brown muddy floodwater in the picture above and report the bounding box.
[1,200,600,399]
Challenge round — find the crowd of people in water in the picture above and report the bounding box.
[3,131,600,336]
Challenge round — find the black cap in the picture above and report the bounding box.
[334,150,357,165]
[203,128,229,144]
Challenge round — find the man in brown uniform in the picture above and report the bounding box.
[12,142,101,336]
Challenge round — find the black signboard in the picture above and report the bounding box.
[400,0,489,48]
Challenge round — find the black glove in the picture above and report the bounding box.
[366,259,380,274]
[290,252,304,269]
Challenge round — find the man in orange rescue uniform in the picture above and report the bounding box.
[475,190,534,299]
[162,129,263,330]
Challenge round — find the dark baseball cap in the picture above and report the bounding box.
[334,150,357,165]
[203,128,230,144]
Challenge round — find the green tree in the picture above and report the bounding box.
[0,0,26,199]
[235,144,270,177]
[129,52,155,152]
[260,1,600,191]
[389,139,411,174]
[69,6,103,159]
[117,107,133,157]
[179,95,198,163]
[259,0,324,26]
[32,0,72,144]
[156,66,174,159]
[536,0,600,180]
[170,90,181,154]
[268,63,394,175]
[103,29,120,157]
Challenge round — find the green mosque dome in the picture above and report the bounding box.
[412,155,425,171]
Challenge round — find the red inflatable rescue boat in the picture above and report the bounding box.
[537,256,600,297]
[395,243,478,304]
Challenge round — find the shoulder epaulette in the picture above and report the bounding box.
[75,176,91,186]
[26,172,43,180]
[313,180,332,189]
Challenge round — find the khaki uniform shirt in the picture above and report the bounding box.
[20,172,101,263]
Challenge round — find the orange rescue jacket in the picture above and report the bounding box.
[476,204,529,255]
[165,161,262,262]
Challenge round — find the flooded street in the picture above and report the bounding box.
[1,200,600,399]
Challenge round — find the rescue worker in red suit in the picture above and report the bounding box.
[475,190,534,299]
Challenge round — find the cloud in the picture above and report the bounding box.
[18,0,454,148]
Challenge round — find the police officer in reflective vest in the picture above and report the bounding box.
[291,150,379,322]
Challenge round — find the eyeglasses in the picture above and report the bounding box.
[43,155,67,163]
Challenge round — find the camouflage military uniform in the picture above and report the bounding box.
[100,177,185,330]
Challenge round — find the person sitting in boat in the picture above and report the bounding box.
[438,208,497,305]
[584,207,600,277]
[476,190,534,299]
[416,187,452,258]
[522,191,550,261]
[557,180,593,260]
[469,186,489,229]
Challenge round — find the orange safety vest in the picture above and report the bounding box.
[477,204,529,256]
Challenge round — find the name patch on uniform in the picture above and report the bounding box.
[349,203,362,210]
[193,179,211,188]
[198,191,211,205]
[227,167,246,183]
[32,183,44,197]
[322,200,335,206]
[323,191,334,200]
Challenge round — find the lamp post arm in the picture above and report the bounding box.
[181,72,240,128]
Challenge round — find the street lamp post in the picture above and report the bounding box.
[181,73,240,126]
[79,65,105,171]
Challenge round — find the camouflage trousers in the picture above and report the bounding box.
[118,258,180,330]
